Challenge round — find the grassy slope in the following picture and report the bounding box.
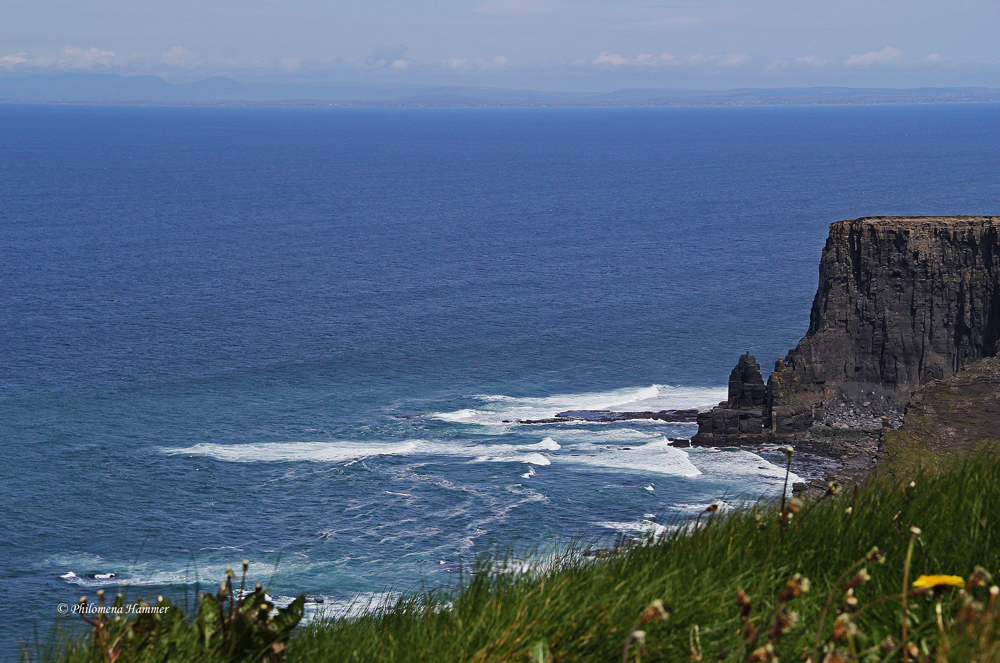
[286,450,1000,662]
[47,372,1000,663]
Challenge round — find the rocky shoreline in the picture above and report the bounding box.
[515,409,699,425]
[688,216,1000,490]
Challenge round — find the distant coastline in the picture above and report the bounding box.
[1,74,999,107]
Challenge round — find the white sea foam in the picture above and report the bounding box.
[279,591,402,623]
[432,384,727,426]
[161,438,560,465]
[687,448,803,487]
[537,437,561,450]
[595,519,671,537]
[162,440,424,463]
[560,438,701,477]
[531,428,662,443]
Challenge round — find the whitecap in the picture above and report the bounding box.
[536,437,560,450]
[561,439,701,477]
[473,452,551,466]
[161,438,560,465]
[687,448,803,487]
[162,440,424,463]
[431,384,726,426]
[595,520,670,537]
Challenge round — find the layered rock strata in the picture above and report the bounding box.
[694,353,767,439]
[693,216,1000,446]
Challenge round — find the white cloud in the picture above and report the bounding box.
[366,44,408,67]
[718,53,749,67]
[845,46,901,66]
[1,53,28,68]
[390,59,409,69]
[797,55,826,66]
[280,57,302,71]
[926,53,942,63]
[593,51,679,68]
[593,51,627,67]
[444,57,468,68]
[492,55,509,66]
[161,46,199,67]
[475,0,567,15]
[60,46,117,69]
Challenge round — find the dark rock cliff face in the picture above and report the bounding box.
[694,216,1000,446]
[694,353,767,440]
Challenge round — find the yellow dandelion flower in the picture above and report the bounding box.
[912,575,964,589]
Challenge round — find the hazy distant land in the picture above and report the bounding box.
[1,72,999,107]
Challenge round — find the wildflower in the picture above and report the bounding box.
[769,609,799,639]
[844,569,871,591]
[912,575,965,590]
[705,503,719,513]
[746,643,775,662]
[825,481,841,496]
[909,526,922,536]
[831,614,857,641]
[827,650,847,663]
[778,574,810,601]
[865,547,885,564]
[784,446,793,461]
[638,600,671,624]
[967,566,992,589]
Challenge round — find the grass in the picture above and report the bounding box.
[41,448,1000,662]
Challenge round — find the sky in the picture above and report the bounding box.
[2,0,999,91]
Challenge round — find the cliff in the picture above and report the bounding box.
[694,216,1000,445]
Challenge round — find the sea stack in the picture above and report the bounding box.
[693,215,1000,446]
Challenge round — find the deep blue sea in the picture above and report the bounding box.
[1,103,998,654]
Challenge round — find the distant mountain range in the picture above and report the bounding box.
[2,73,999,106]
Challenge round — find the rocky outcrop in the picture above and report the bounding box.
[728,353,767,408]
[692,353,766,443]
[695,216,1000,446]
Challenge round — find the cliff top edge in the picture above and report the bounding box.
[833,215,1000,231]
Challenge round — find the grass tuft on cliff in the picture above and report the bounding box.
[46,449,1000,662]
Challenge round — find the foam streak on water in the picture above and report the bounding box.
[432,384,727,425]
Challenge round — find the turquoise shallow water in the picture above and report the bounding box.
[1,104,999,655]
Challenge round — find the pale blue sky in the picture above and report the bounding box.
[2,0,999,90]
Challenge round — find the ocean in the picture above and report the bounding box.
[1,103,998,654]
